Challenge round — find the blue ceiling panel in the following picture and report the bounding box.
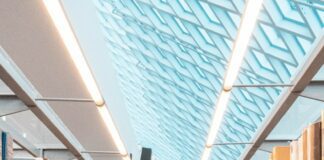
[94,0,324,159]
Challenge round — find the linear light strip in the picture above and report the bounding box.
[42,0,104,106]
[205,90,231,146]
[201,147,212,160]
[42,1,130,160]
[98,105,129,156]
[223,0,264,91]
[201,0,264,160]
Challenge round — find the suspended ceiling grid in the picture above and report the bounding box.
[94,0,324,159]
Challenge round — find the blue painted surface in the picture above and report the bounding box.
[94,0,324,159]
[2,132,6,159]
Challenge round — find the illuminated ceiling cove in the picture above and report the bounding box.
[94,0,324,159]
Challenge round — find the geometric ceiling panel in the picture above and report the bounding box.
[94,0,324,159]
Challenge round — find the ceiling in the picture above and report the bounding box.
[251,68,324,159]
[0,0,323,160]
[0,0,138,160]
[84,0,323,160]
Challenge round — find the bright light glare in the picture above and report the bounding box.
[223,0,263,91]
[23,133,27,138]
[205,90,231,146]
[97,105,129,157]
[42,0,104,106]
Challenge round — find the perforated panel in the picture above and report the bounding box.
[94,0,324,159]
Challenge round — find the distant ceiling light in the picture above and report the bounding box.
[223,0,263,91]
[43,1,130,160]
[22,133,27,138]
[2,116,6,121]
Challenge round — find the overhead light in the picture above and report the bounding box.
[42,0,104,106]
[43,1,130,160]
[205,90,231,147]
[201,0,263,159]
[97,105,128,156]
[223,0,263,91]
[2,116,6,121]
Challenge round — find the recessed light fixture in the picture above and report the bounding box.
[42,1,130,160]
[42,0,104,106]
[201,0,264,159]
[201,147,212,160]
[97,105,128,156]
[205,90,231,147]
[223,0,263,91]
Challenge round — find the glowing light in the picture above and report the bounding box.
[43,1,130,160]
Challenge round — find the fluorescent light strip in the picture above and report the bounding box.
[223,0,264,91]
[205,90,231,147]
[201,0,263,159]
[42,0,104,106]
[42,1,130,160]
[98,105,129,157]
[201,147,212,160]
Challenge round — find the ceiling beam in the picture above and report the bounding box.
[14,148,75,160]
[0,94,28,117]
[0,87,39,156]
[232,84,293,88]
[240,33,324,160]
[298,80,324,102]
[0,116,40,157]
[0,47,91,160]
